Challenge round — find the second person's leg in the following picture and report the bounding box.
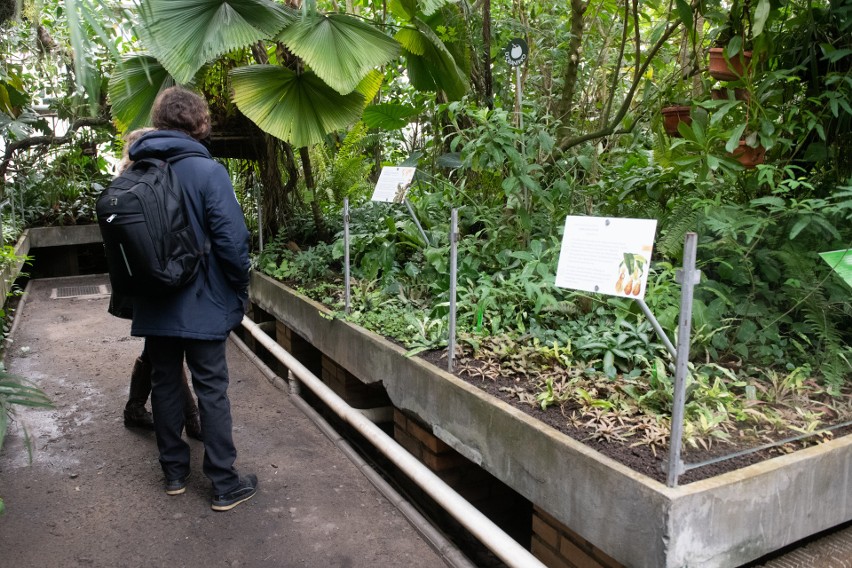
[146,336,191,489]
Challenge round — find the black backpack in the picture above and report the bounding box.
[97,154,207,297]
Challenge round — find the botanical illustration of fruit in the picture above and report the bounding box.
[615,253,648,297]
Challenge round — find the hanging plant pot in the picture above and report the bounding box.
[661,105,692,137]
[711,87,749,102]
[729,139,766,167]
[80,141,98,157]
[708,48,752,81]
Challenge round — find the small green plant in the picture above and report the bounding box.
[404,314,448,357]
[0,369,53,515]
[536,377,574,411]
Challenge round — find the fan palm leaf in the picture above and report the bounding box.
[65,0,101,114]
[138,0,296,84]
[230,65,365,147]
[355,69,385,108]
[276,13,399,95]
[389,0,450,18]
[396,18,468,101]
[363,102,419,130]
[108,55,175,132]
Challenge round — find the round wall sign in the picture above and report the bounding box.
[503,38,528,67]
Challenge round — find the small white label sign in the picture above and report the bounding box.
[371,166,416,203]
[555,216,657,299]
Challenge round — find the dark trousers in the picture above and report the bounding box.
[146,336,239,494]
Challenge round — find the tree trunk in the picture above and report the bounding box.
[555,0,588,137]
[298,146,325,240]
[483,0,493,109]
[258,134,288,240]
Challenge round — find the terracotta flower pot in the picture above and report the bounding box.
[708,47,752,81]
[661,105,692,137]
[729,139,766,167]
[711,87,749,102]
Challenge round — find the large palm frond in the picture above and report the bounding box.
[276,13,399,95]
[355,69,384,109]
[108,55,175,132]
[230,65,365,147]
[64,0,132,115]
[363,102,419,130]
[138,0,296,84]
[396,18,468,101]
[390,0,452,18]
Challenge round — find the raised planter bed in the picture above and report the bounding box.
[1,225,104,298]
[249,270,852,568]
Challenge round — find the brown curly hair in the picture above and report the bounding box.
[151,86,211,141]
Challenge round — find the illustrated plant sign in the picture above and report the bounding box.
[554,216,657,299]
[371,166,416,203]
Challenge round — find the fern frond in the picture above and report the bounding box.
[658,201,700,259]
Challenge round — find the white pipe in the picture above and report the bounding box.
[239,316,547,568]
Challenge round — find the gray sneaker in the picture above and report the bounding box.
[211,474,258,511]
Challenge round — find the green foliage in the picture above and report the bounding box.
[6,145,111,227]
[316,121,374,206]
[686,179,852,384]
[0,367,53,515]
[572,318,669,379]
[257,237,337,283]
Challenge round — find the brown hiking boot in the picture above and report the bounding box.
[123,404,154,430]
[181,369,202,440]
[124,356,154,430]
[184,408,203,440]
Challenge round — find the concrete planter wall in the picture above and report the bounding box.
[249,270,852,568]
[0,225,104,300]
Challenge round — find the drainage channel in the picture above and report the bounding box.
[236,316,547,568]
[51,284,110,299]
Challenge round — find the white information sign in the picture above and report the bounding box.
[371,166,416,203]
[555,216,658,299]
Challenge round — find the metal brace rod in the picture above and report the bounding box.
[404,197,430,247]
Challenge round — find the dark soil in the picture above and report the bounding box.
[279,274,852,487]
[417,349,852,485]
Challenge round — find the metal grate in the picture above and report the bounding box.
[51,284,110,299]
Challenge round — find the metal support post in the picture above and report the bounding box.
[448,208,458,373]
[666,232,700,488]
[515,66,523,130]
[344,198,351,315]
[256,194,264,252]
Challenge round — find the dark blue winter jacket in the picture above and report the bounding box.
[127,130,250,341]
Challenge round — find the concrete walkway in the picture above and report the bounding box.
[0,274,449,568]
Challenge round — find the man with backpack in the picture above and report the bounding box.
[116,86,256,511]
